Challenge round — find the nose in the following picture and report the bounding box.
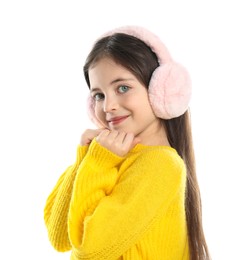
[103,95,119,113]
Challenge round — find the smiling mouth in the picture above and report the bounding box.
[108,116,129,125]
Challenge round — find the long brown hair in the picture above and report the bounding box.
[83,33,211,260]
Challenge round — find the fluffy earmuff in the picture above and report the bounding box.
[87,26,192,125]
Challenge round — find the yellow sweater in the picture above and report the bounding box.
[44,139,189,259]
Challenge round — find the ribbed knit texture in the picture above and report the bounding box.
[44,139,189,259]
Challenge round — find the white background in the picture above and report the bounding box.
[0,0,245,259]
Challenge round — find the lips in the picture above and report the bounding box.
[107,115,129,125]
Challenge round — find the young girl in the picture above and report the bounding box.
[44,26,210,260]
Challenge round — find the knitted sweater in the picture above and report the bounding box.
[44,139,189,259]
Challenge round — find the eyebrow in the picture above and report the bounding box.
[90,77,135,92]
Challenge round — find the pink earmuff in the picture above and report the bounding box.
[87,26,192,126]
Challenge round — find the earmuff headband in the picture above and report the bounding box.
[87,25,192,126]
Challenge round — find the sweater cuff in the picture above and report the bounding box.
[75,145,88,166]
[85,139,124,169]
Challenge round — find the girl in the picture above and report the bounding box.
[44,26,210,260]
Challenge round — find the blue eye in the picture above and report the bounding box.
[93,93,104,101]
[118,85,129,93]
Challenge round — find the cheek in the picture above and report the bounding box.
[126,92,153,113]
[95,103,105,120]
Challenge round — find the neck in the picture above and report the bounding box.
[136,120,170,146]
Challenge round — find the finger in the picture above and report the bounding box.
[132,137,141,147]
[116,131,127,144]
[101,130,120,147]
[121,133,135,150]
[88,129,106,140]
[111,131,127,149]
[97,129,110,138]
[123,133,141,151]
[95,128,106,135]
[96,129,111,143]
[107,130,119,141]
[80,129,104,146]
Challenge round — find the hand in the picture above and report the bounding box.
[80,129,105,146]
[96,130,141,157]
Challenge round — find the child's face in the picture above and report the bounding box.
[89,57,162,139]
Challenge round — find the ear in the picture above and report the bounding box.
[86,95,105,127]
[148,62,192,119]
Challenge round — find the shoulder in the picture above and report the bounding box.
[118,145,186,197]
[122,145,186,182]
[134,145,185,171]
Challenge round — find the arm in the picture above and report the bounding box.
[68,141,186,260]
[68,139,124,248]
[44,145,88,252]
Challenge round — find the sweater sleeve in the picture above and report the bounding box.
[44,145,88,252]
[68,142,186,260]
[68,139,124,248]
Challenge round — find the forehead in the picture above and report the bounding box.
[88,58,136,86]
[89,57,125,72]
